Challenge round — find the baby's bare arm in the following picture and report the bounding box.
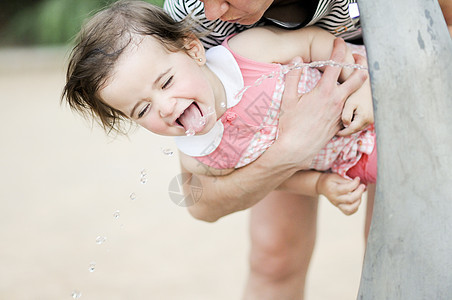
[276,170,365,216]
[276,170,321,197]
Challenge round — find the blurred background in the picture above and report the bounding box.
[0,0,367,299]
[0,0,164,46]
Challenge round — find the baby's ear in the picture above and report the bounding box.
[184,36,206,65]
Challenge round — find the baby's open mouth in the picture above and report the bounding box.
[176,102,204,132]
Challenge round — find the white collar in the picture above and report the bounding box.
[174,45,244,157]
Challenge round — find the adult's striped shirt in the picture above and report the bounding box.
[164,0,362,49]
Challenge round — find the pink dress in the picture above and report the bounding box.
[175,38,376,183]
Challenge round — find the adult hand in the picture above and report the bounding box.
[316,173,365,215]
[277,38,368,169]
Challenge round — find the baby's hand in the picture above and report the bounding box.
[337,54,374,136]
[316,173,366,215]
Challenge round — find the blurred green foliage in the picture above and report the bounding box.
[0,0,164,46]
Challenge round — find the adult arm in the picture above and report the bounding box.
[179,39,368,222]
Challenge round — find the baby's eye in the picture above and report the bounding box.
[138,104,150,118]
[162,76,173,89]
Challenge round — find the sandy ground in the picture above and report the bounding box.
[0,47,368,300]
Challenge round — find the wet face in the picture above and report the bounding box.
[98,36,223,136]
[201,0,274,25]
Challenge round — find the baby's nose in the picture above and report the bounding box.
[159,107,172,118]
[158,99,176,118]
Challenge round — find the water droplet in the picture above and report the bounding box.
[254,75,265,86]
[206,106,215,115]
[161,148,174,156]
[95,236,107,245]
[198,117,207,126]
[140,169,147,176]
[140,176,148,184]
[185,128,195,136]
[113,210,120,219]
[306,60,367,70]
[71,290,82,298]
[235,86,250,100]
[88,262,96,273]
[129,192,136,201]
[235,59,367,100]
[220,102,226,108]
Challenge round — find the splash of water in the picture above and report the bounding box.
[292,60,367,71]
[184,106,216,136]
[197,106,215,127]
[88,262,96,273]
[71,291,82,298]
[140,169,148,184]
[161,147,174,156]
[198,118,207,127]
[236,60,368,99]
[185,128,195,136]
[95,236,107,245]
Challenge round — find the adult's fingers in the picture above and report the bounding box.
[339,53,368,95]
[337,118,365,136]
[339,68,368,101]
[281,56,303,112]
[340,101,355,128]
[317,38,347,86]
[353,53,368,68]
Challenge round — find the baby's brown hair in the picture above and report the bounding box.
[62,0,197,134]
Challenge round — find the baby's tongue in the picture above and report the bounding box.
[178,103,204,132]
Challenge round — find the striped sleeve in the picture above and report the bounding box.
[164,0,362,47]
[307,0,362,40]
[163,0,255,49]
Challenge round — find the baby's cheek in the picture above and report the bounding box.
[140,119,167,135]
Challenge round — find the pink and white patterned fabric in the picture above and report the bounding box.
[192,37,375,179]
